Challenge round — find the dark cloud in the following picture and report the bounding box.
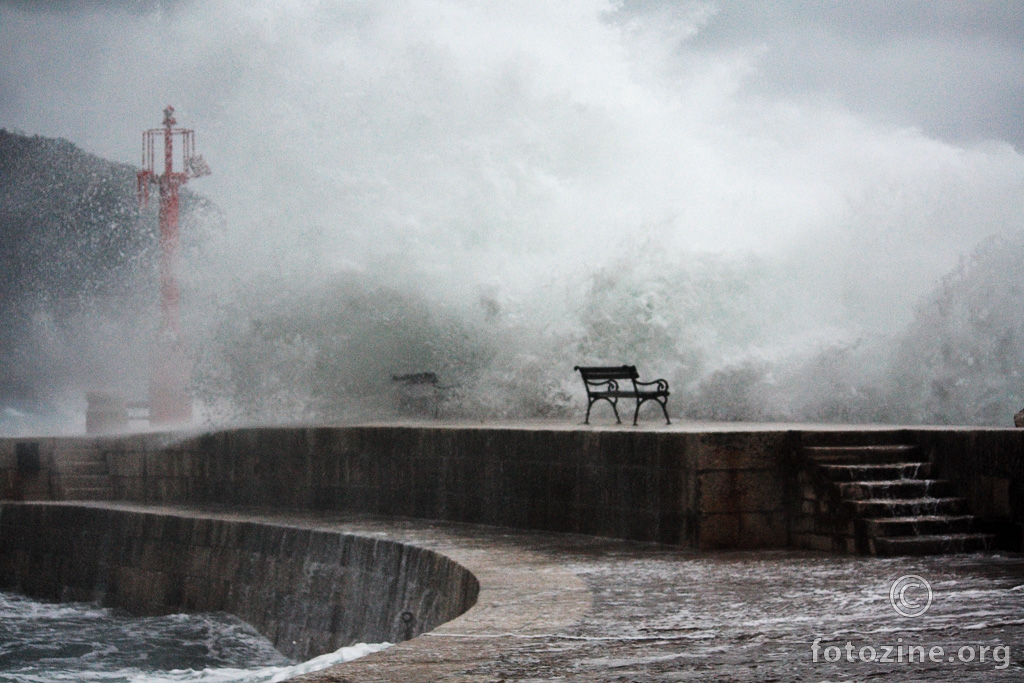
[5,1,1022,149]
[0,0,184,14]
[617,0,1024,148]
[685,1,1024,44]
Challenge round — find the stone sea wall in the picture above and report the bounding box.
[109,427,795,549]
[0,503,479,661]
[913,429,1024,548]
[1,425,1021,550]
[0,427,794,548]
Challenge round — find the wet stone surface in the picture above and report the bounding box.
[449,547,1024,682]
[11,504,1023,682]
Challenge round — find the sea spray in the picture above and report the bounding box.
[1,2,1023,430]
[0,592,389,683]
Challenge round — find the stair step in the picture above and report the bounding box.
[60,461,109,476]
[801,441,991,556]
[805,445,918,465]
[844,497,968,518]
[804,445,919,465]
[60,474,111,487]
[870,533,994,557]
[835,479,951,500]
[863,515,976,537]
[818,462,930,481]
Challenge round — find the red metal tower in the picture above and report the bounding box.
[137,106,210,425]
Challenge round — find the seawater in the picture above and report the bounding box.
[0,592,390,683]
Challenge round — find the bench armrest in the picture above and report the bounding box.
[634,378,669,393]
[584,378,620,391]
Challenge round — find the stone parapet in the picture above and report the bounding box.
[2,424,1021,551]
[0,502,479,661]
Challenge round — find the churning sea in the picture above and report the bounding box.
[0,592,389,683]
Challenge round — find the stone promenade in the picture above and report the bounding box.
[92,504,1024,682]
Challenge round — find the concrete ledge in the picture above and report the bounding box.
[0,425,799,549]
[2,423,1023,552]
[0,502,593,679]
[0,502,506,661]
[3,501,1024,681]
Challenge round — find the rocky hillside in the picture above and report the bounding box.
[0,130,209,425]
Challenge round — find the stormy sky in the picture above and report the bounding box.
[1,0,1023,333]
[2,1,1021,156]
[2,1,1024,429]
[683,1,1024,149]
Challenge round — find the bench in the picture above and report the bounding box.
[574,365,671,425]
[392,372,447,417]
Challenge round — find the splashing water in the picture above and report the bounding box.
[0,592,389,683]
[1,1,1023,429]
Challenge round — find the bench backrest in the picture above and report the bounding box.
[392,372,439,386]
[574,365,639,383]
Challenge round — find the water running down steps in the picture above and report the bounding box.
[54,448,112,501]
[797,442,993,556]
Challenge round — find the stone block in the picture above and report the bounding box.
[182,572,213,611]
[790,515,815,535]
[547,463,577,505]
[0,440,16,467]
[0,470,17,499]
[185,546,213,577]
[698,511,787,549]
[699,469,785,514]
[743,511,787,547]
[792,532,835,552]
[698,512,743,548]
[138,539,175,570]
[692,432,792,470]
[19,471,51,500]
[109,450,144,479]
[607,466,655,510]
[655,510,685,545]
[209,547,242,579]
[623,509,660,542]
[971,476,1012,519]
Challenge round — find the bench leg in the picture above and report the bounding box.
[585,397,621,424]
[633,397,671,425]
[603,397,621,424]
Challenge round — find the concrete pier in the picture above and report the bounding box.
[1,422,1023,680]
[2,501,1023,681]
[1,423,1021,550]
[0,502,479,661]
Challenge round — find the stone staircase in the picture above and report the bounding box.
[55,450,113,501]
[796,441,993,556]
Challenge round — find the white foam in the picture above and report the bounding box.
[117,642,392,683]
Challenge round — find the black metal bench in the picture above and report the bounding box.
[574,365,671,425]
[392,372,448,417]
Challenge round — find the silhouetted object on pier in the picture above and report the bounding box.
[392,372,450,417]
[574,365,670,425]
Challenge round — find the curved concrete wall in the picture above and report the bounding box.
[0,502,479,661]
